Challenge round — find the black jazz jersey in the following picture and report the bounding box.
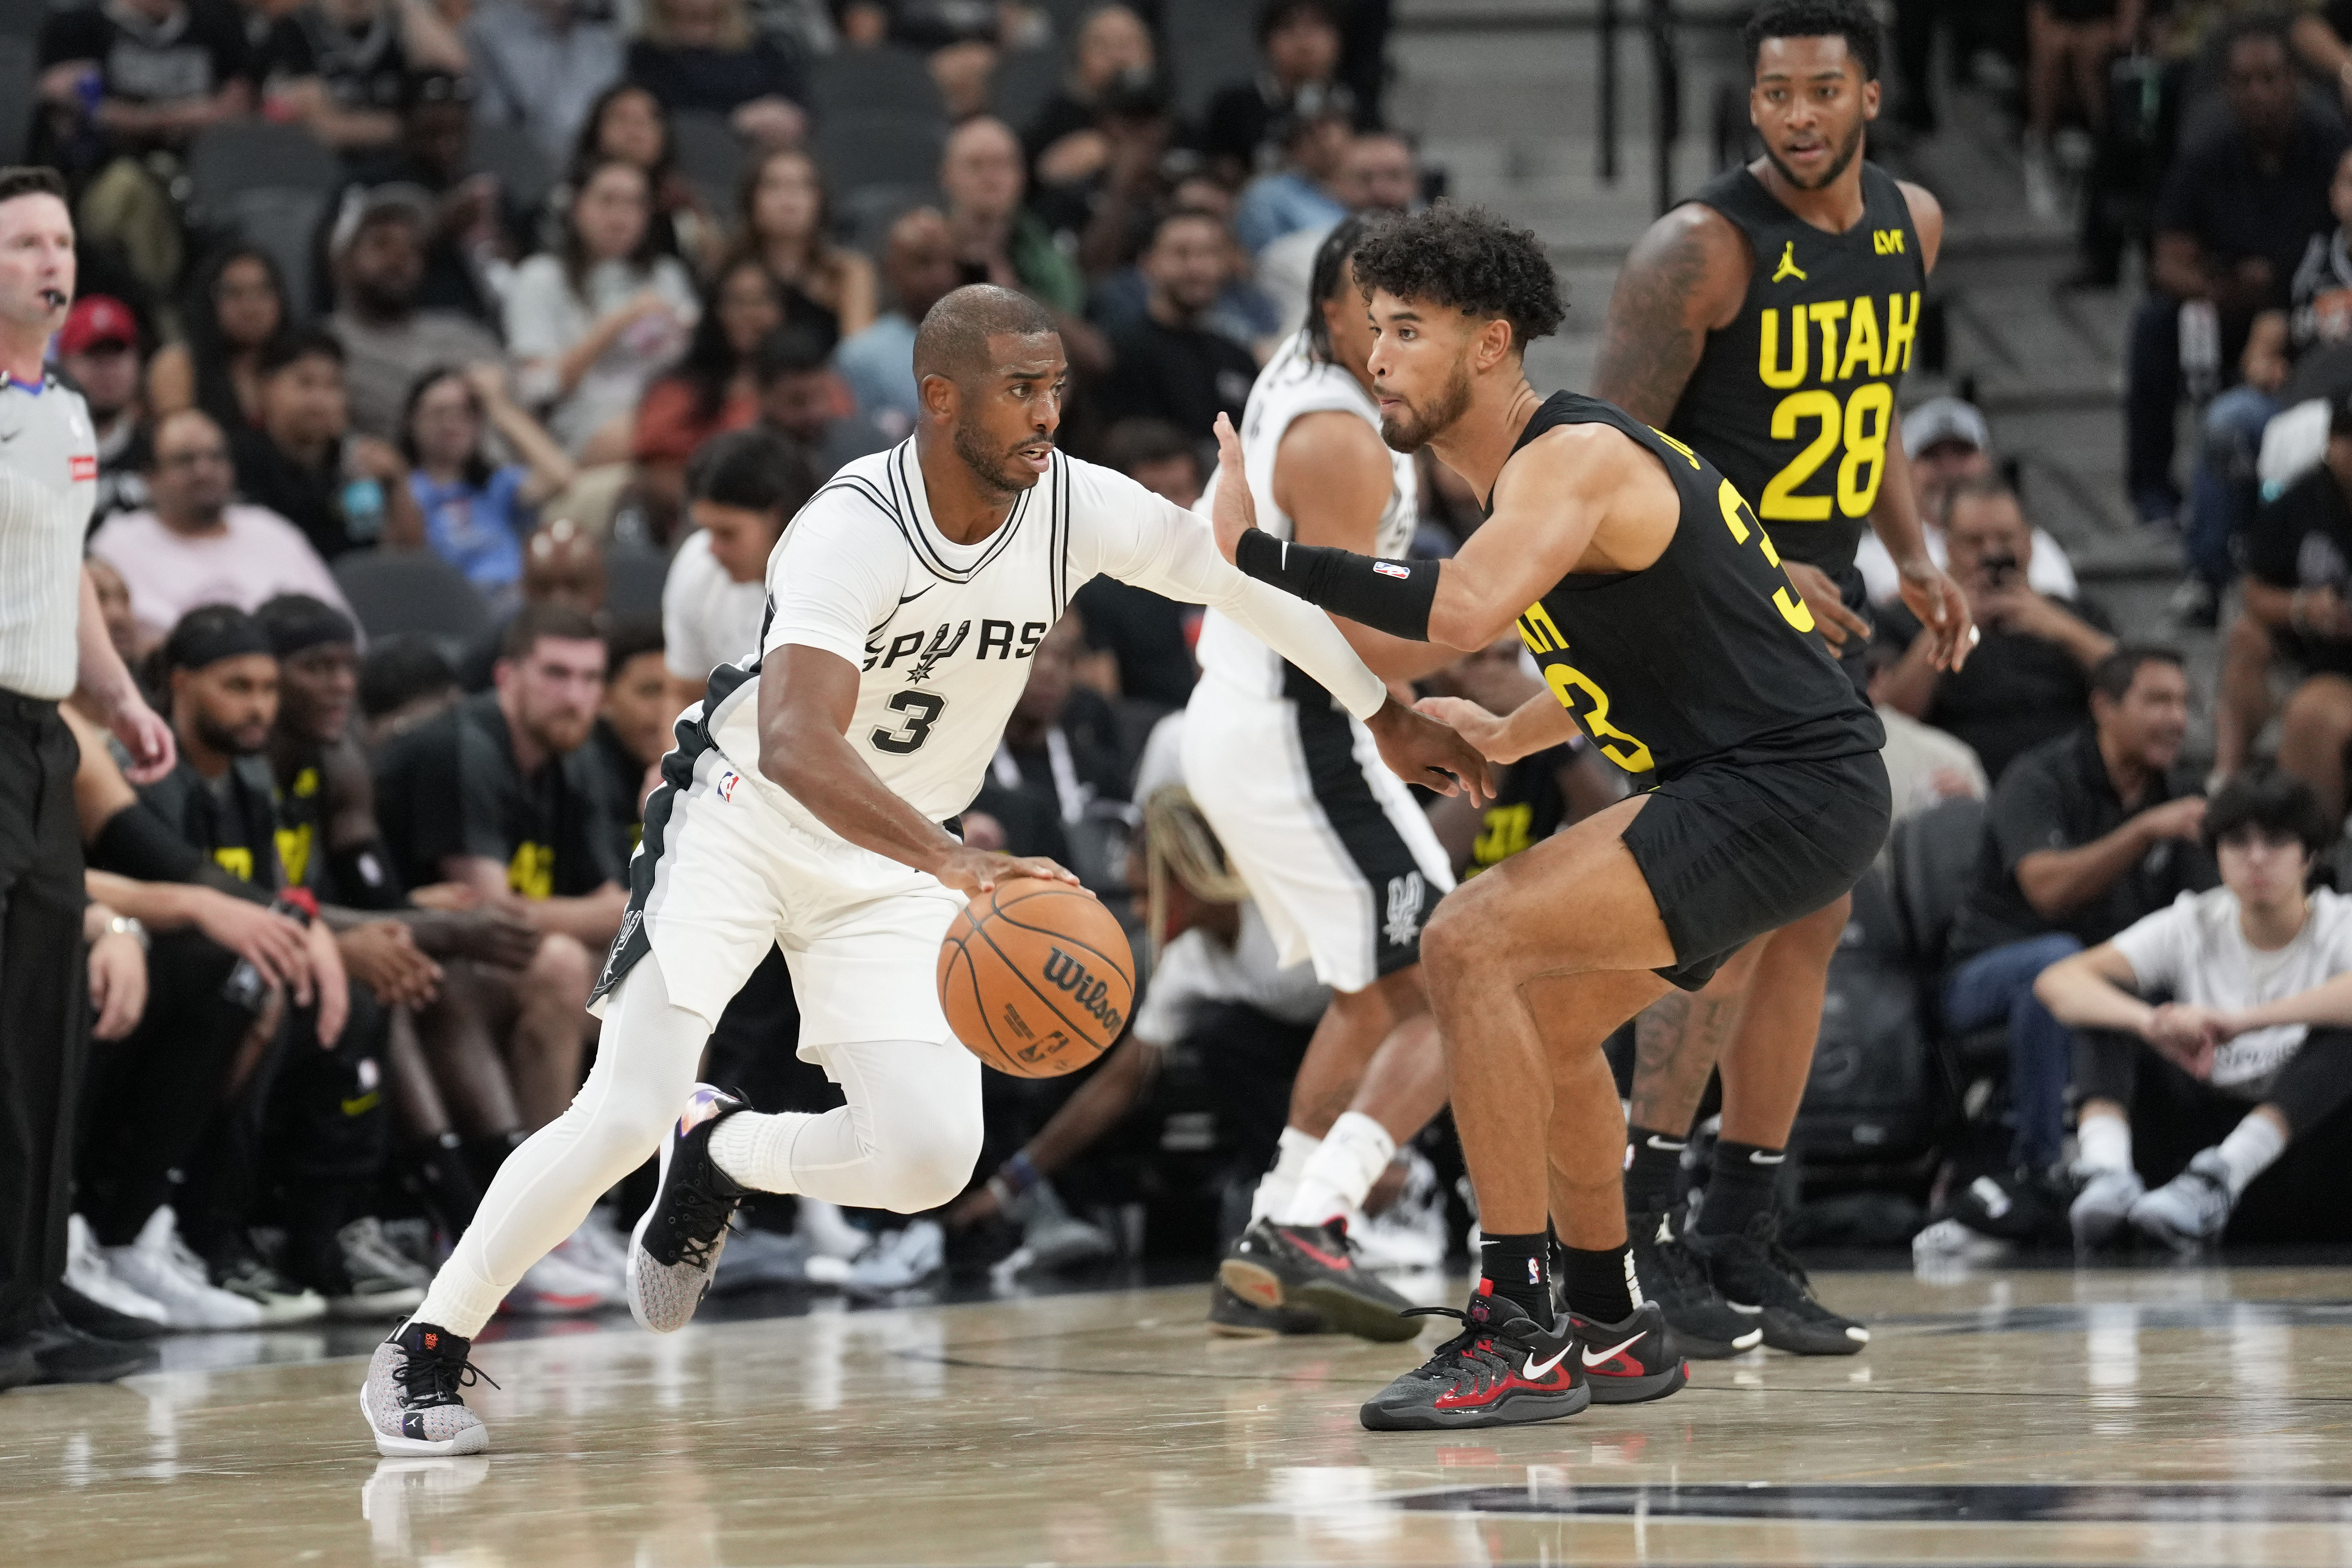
[1500,392,1883,782]
[1665,162,1927,576]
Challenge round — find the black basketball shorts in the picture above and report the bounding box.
[1620,749,1891,992]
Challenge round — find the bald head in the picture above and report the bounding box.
[913,284,1058,387]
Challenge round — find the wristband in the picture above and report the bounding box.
[999,1149,1041,1196]
[1233,528,1439,642]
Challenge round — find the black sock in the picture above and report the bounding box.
[1623,1125,1686,1218]
[1479,1231,1552,1320]
[1561,1242,1638,1323]
[1698,1139,1785,1237]
[462,1130,527,1196]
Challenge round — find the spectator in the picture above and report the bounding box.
[754,324,891,478]
[55,296,152,526]
[359,634,462,746]
[734,146,877,345]
[2182,144,2352,624]
[632,257,783,527]
[1024,3,1156,185]
[990,616,1129,890]
[1069,418,1205,709]
[260,0,472,156]
[1863,638,1989,833]
[659,428,811,715]
[228,329,428,560]
[90,410,356,653]
[1232,87,1354,257]
[555,82,719,271]
[592,613,667,863]
[466,0,627,166]
[1031,54,1178,282]
[341,72,520,326]
[78,558,140,686]
[148,244,291,430]
[505,155,698,458]
[1088,173,1282,351]
[2127,19,2347,529]
[626,0,809,150]
[1854,397,2079,607]
[1944,646,2214,1174]
[34,0,253,300]
[1876,475,2117,782]
[323,185,504,442]
[2036,771,2352,1252]
[835,206,959,442]
[1098,208,1260,438]
[2219,400,2352,789]
[2021,0,2124,220]
[941,115,1086,315]
[403,365,577,605]
[1255,130,1417,335]
[1198,0,1347,182]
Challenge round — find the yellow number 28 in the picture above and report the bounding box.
[1758,382,1893,523]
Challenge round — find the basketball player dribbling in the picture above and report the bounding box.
[359,284,1490,1457]
[1209,205,1892,1430]
[1590,0,1973,1357]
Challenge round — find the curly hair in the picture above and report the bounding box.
[1347,204,1565,351]
[1742,0,1882,82]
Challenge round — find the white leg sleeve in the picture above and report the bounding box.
[709,1039,983,1215]
[415,958,708,1336]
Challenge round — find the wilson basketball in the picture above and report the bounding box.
[937,878,1135,1077]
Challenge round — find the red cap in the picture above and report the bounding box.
[57,296,137,356]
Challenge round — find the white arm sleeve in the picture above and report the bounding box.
[760,489,903,667]
[1068,460,1386,720]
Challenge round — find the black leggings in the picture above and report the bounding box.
[2075,1027,2352,1138]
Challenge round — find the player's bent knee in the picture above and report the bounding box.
[868,1093,985,1213]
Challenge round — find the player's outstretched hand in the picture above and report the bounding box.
[1368,696,1493,804]
[1209,412,1257,565]
[934,846,1093,898]
[1899,556,1976,672]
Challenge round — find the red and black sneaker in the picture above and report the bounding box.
[1569,1300,1688,1405]
[1358,1281,1591,1431]
[1218,1217,1418,1342]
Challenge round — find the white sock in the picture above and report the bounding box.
[2213,1113,2287,1199]
[1251,1126,1321,1222]
[1279,1112,1396,1228]
[2076,1112,2133,1176]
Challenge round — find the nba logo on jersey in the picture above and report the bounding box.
[69,454,95,481]
[716,767,741,802]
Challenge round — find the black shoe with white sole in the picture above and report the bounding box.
[1569,1300,1688,1404]
[1687,1213,1869,1356]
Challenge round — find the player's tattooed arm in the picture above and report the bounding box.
[1589,205,1750,428]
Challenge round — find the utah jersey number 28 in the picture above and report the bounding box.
[871,690,946,754]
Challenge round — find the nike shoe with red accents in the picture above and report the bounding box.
[626,1085,750,1333]
[1359,1280,1590,1431]
[1569,1301,1687,1404]
[1218,1217,1419,1342]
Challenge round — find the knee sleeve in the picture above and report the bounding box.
[860,1085,985,1213]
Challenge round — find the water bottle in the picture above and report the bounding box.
[341,475,386,544]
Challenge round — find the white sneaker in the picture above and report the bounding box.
[2128,1149,2234,1255]
[2069,1166,2146,1251]
[101,1207,265,1331]
[711,1221,812,1293]
[1348,1150,1450,1273]
[66,1213,171,1325]
[507,1249,616,1315]
[1911,1216,2013,1266]
[806,1220,944,1292]
[795,1198,869,1260]
[1018,1184,1114,1272]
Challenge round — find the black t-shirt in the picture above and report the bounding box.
[1071,576,1197,708]
[1948,726,2215,962]
[2243,461,2352,675]
[1877,593,2116,784]
[588,716,647,872]
[41,0,250,106]
[1463,742,1578,878]
[231,427,372,560]
[2155,111,2351,314]
[1100,316,1259,439]
[263,2,409,117]
[624,37,806,117]
[373,690,622,899]
[133,754,286,892]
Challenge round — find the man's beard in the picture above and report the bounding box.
[1379,360,1473,454]
[952,420,1045,498]
[525,709,592,758]
[1763,117,1865,192]
[193,710,267,758]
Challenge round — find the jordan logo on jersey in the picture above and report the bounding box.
[1771,241,1807,283]
[1383,873,1425,948]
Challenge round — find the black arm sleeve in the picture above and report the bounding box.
[1233,528,1438,641]
[90,805,273,904]
[329,838,405,910]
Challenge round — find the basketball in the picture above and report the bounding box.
[936,877,1135,1077]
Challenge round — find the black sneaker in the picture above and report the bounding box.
[626,1084,750,1333]
[1359,1281,1590,1431]
[24,1305,154,1384]
[1687,1212,1869,1356]
[52,1282,164,1342]
[1217,1217,1419,1342]
[1568,1301,1687,1404]
[1627,1207,1762,1358]
[1205,1279,1325,1338]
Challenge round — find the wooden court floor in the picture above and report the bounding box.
[6,1262,2352,1566]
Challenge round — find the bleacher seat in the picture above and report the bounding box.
[0,37,31,166]
[334,550,492,660]
[1159,0,1257,123]
[468,123,555,220]
[187,120,343,215]
[816,112,946,202]
[602,537,668,618]
[807,45,943,123]
[0,0,43,39]
[224,186,326,321]
[1888,795,1985,971]
[667,110,746,213]
[835,180,937,255]
[988,47,1063,134]
[1795,865,1939,1168]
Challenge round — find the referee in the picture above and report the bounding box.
[0,167,175,1387]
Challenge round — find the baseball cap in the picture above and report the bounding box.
[57,295,137,356]
[1901,395,1990,459]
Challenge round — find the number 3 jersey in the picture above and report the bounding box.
[699,440,1385,833]
[1504,392,1882,781]
[1666,161,1926,576]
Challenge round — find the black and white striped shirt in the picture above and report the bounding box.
[0,372,98,701]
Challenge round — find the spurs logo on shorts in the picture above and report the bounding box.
[1384,873,1426,949]
[603,909,641,982]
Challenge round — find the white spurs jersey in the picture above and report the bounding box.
[1194,331,1417,700]
[0,373,99,701]
[700,440,1384,835]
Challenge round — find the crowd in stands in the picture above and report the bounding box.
[25,0,2352,1379]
